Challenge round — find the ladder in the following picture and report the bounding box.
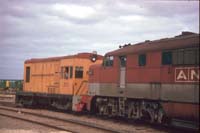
[118,97,126,117]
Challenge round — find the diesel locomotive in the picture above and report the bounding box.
[16,52,103,110]
[88,32,199,128]
[16,32,199,128]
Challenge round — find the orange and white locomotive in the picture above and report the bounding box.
[16,52,103,111]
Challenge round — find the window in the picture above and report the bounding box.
[162,51,172,65]
[103,56,114,67]
[26,67,30,83]
[173,49,184,65]
[172,48,199,65]
[61,66,73,79]
[119,56,126,67]
[138,54,146,66]
[184,49,196,65]
[75,66,83,78]
[64,67,69,79]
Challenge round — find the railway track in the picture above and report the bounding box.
[0,94,15,101]
[0,105,129,133]
[0,112,73,133]
[0,94,198,133]
[0,93,15,107]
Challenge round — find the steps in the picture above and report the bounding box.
[118,97,126,116]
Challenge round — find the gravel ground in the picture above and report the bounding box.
[0,101,187,133]
[8,107,176,133]
[0,115,70,133]
[0,108,112,133]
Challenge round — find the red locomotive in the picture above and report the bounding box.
[87,31,199,128]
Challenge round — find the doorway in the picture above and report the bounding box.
[119,56,126,88]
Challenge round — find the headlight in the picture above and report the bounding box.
[91,57,96,62]
[90,54,97,62]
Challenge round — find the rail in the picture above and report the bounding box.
[0,93,15,102]
[0,112,74,133]
[0,106,128,133]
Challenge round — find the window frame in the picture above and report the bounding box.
[61,66,73,79]
[172,47,199,66]
[103,56,114,67]
[75,66,84,79]
[138,54,146,66]
[26,66,30,83]
[119,56,127,67]
[162,51,172,65]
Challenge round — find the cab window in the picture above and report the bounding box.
[119,56,126,67]
[103,56,114,67]
[75,66,83,78]
[62,66,73,79]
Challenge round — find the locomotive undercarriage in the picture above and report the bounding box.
[16,92,72,110]
[94,96,166,124]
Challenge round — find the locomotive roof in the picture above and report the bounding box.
[25,53,103,63]
[106,32,199,56]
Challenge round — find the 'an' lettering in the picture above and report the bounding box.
[191,70,199,80]
[177,70,187,80]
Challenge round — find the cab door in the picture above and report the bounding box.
[119,56,127,88]
[73,66,87,95]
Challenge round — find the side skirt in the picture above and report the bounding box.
[15,91,72,110]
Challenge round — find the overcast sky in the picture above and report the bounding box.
[0,0,199,79]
